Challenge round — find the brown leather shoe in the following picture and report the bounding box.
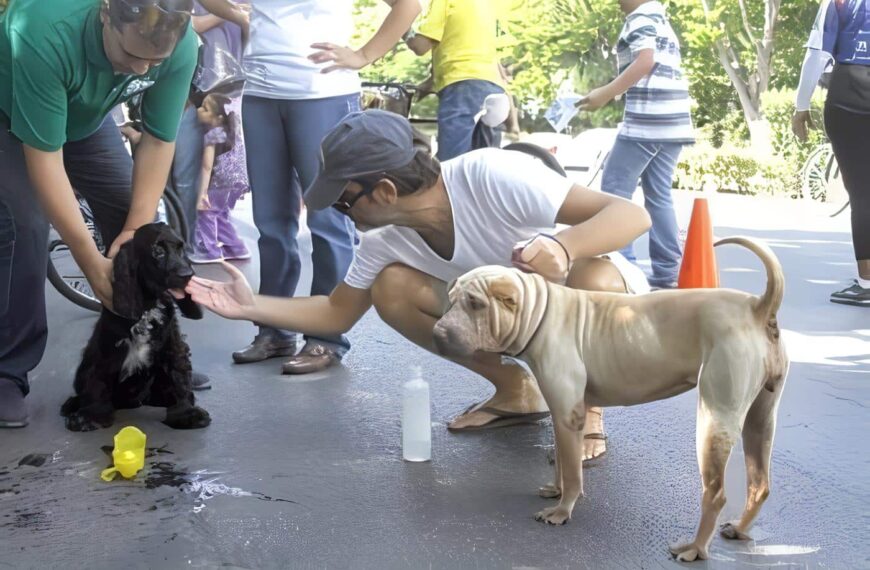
[232,333,299,364]
[281,344,340,375]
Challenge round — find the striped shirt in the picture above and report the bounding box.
[807,0,870,65]
[615,1,694,143]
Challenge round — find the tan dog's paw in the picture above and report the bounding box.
[534,506,571,525]
[719,522,752,541]
[538,484,561,499]
[668,541,708,562]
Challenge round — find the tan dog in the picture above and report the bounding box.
[432,237,788,562]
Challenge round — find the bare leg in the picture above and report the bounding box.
[372,264,547,429]
[565,257,628,460]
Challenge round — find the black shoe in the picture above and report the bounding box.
[191,371,212,391]
[232,333,299,364]
[0,378,28,428]
[830,280,870,307]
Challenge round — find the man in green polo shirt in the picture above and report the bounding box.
[0,0,197,427]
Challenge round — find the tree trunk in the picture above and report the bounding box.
[702,0,781,148]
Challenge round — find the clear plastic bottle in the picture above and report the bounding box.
[402,366,431,462]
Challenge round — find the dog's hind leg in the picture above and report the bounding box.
[720,364,787,541]
[670,346,758,562]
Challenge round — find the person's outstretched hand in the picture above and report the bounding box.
[185,261,255,320]
[791,110,815,142]
[309,43,369,73]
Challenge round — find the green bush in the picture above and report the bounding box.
[675,88,826,197]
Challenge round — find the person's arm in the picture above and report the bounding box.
[554,185,651,258]
[792,49,831,141]
[406,33,437,56]
[793,0,839,140]
[513,185,651,282]
[577,49,655,111]
[309,0,421,73]
[193,13,226,34]
[198,144,216,210]
[108,132,177,256]
[185,263,373,336]
[196,0,249,28]
[22,146,114,308]
[407,0,444,57]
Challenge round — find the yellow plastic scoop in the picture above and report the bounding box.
[100,426,147,481]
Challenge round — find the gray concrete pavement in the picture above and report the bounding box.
[1,191,867,569]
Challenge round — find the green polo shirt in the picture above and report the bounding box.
[0,0,196,152]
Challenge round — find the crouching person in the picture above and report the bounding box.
[187,110,652,459]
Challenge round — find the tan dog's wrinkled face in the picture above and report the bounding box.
[433,267,526,358]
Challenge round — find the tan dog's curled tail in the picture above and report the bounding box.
[714,237,785,321]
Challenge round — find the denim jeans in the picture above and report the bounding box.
[171,105,204,250]
[436,80,504,161]
[242,93,359,354]
[601,137,685,287]
[0,117,132,395]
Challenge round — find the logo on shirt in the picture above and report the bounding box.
[122,79,156,99]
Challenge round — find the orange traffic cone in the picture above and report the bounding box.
[677,198,719,289]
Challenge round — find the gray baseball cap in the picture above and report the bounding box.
[304,110,416,211]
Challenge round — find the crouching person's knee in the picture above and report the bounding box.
[371,263,415,319]
[567,258,627,293]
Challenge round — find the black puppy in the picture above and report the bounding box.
[61,223,211,432]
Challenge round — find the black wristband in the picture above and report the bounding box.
[538,233,571,268]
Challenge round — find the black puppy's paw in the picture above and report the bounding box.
[60,396,80,417]
[163,406,211,429]
[64,412,114,432]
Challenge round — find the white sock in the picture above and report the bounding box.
[857,277,870,289]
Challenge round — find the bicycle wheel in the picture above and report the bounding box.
[503,142,567,177]
[159,187,189,242]
[46,197,102,312]
[801,144,834,202]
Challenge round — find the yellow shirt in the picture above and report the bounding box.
[417,0,503,93]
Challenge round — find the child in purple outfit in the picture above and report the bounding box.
[192,93,250,263]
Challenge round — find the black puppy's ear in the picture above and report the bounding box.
[174,294,203,320]
[112,242,144,318]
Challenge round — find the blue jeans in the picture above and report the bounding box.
[436,80,504,161]
[171,105,204,250]
[0,118,132,395]
[601,138,685,287]
[242,93,359,354]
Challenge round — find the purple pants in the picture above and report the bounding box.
[194,185,247,258]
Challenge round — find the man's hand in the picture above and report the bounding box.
[107,229,136,259]
[309,43,369,73]
[511,235,571,284]
[792,110,815,142]
[185,261,255,320]
[576,87,612,112]
[82,255,115,311]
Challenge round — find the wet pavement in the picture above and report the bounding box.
[1,191,868,569]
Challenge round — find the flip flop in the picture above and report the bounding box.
[448,401,550,432]
[583,432,608,461]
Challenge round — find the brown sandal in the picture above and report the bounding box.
[448,400,550,431]
[583,432,608,461]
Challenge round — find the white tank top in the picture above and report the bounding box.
[242,0,361,100]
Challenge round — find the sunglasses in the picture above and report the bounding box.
[114,0,192,26]
[332,178,381,215]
